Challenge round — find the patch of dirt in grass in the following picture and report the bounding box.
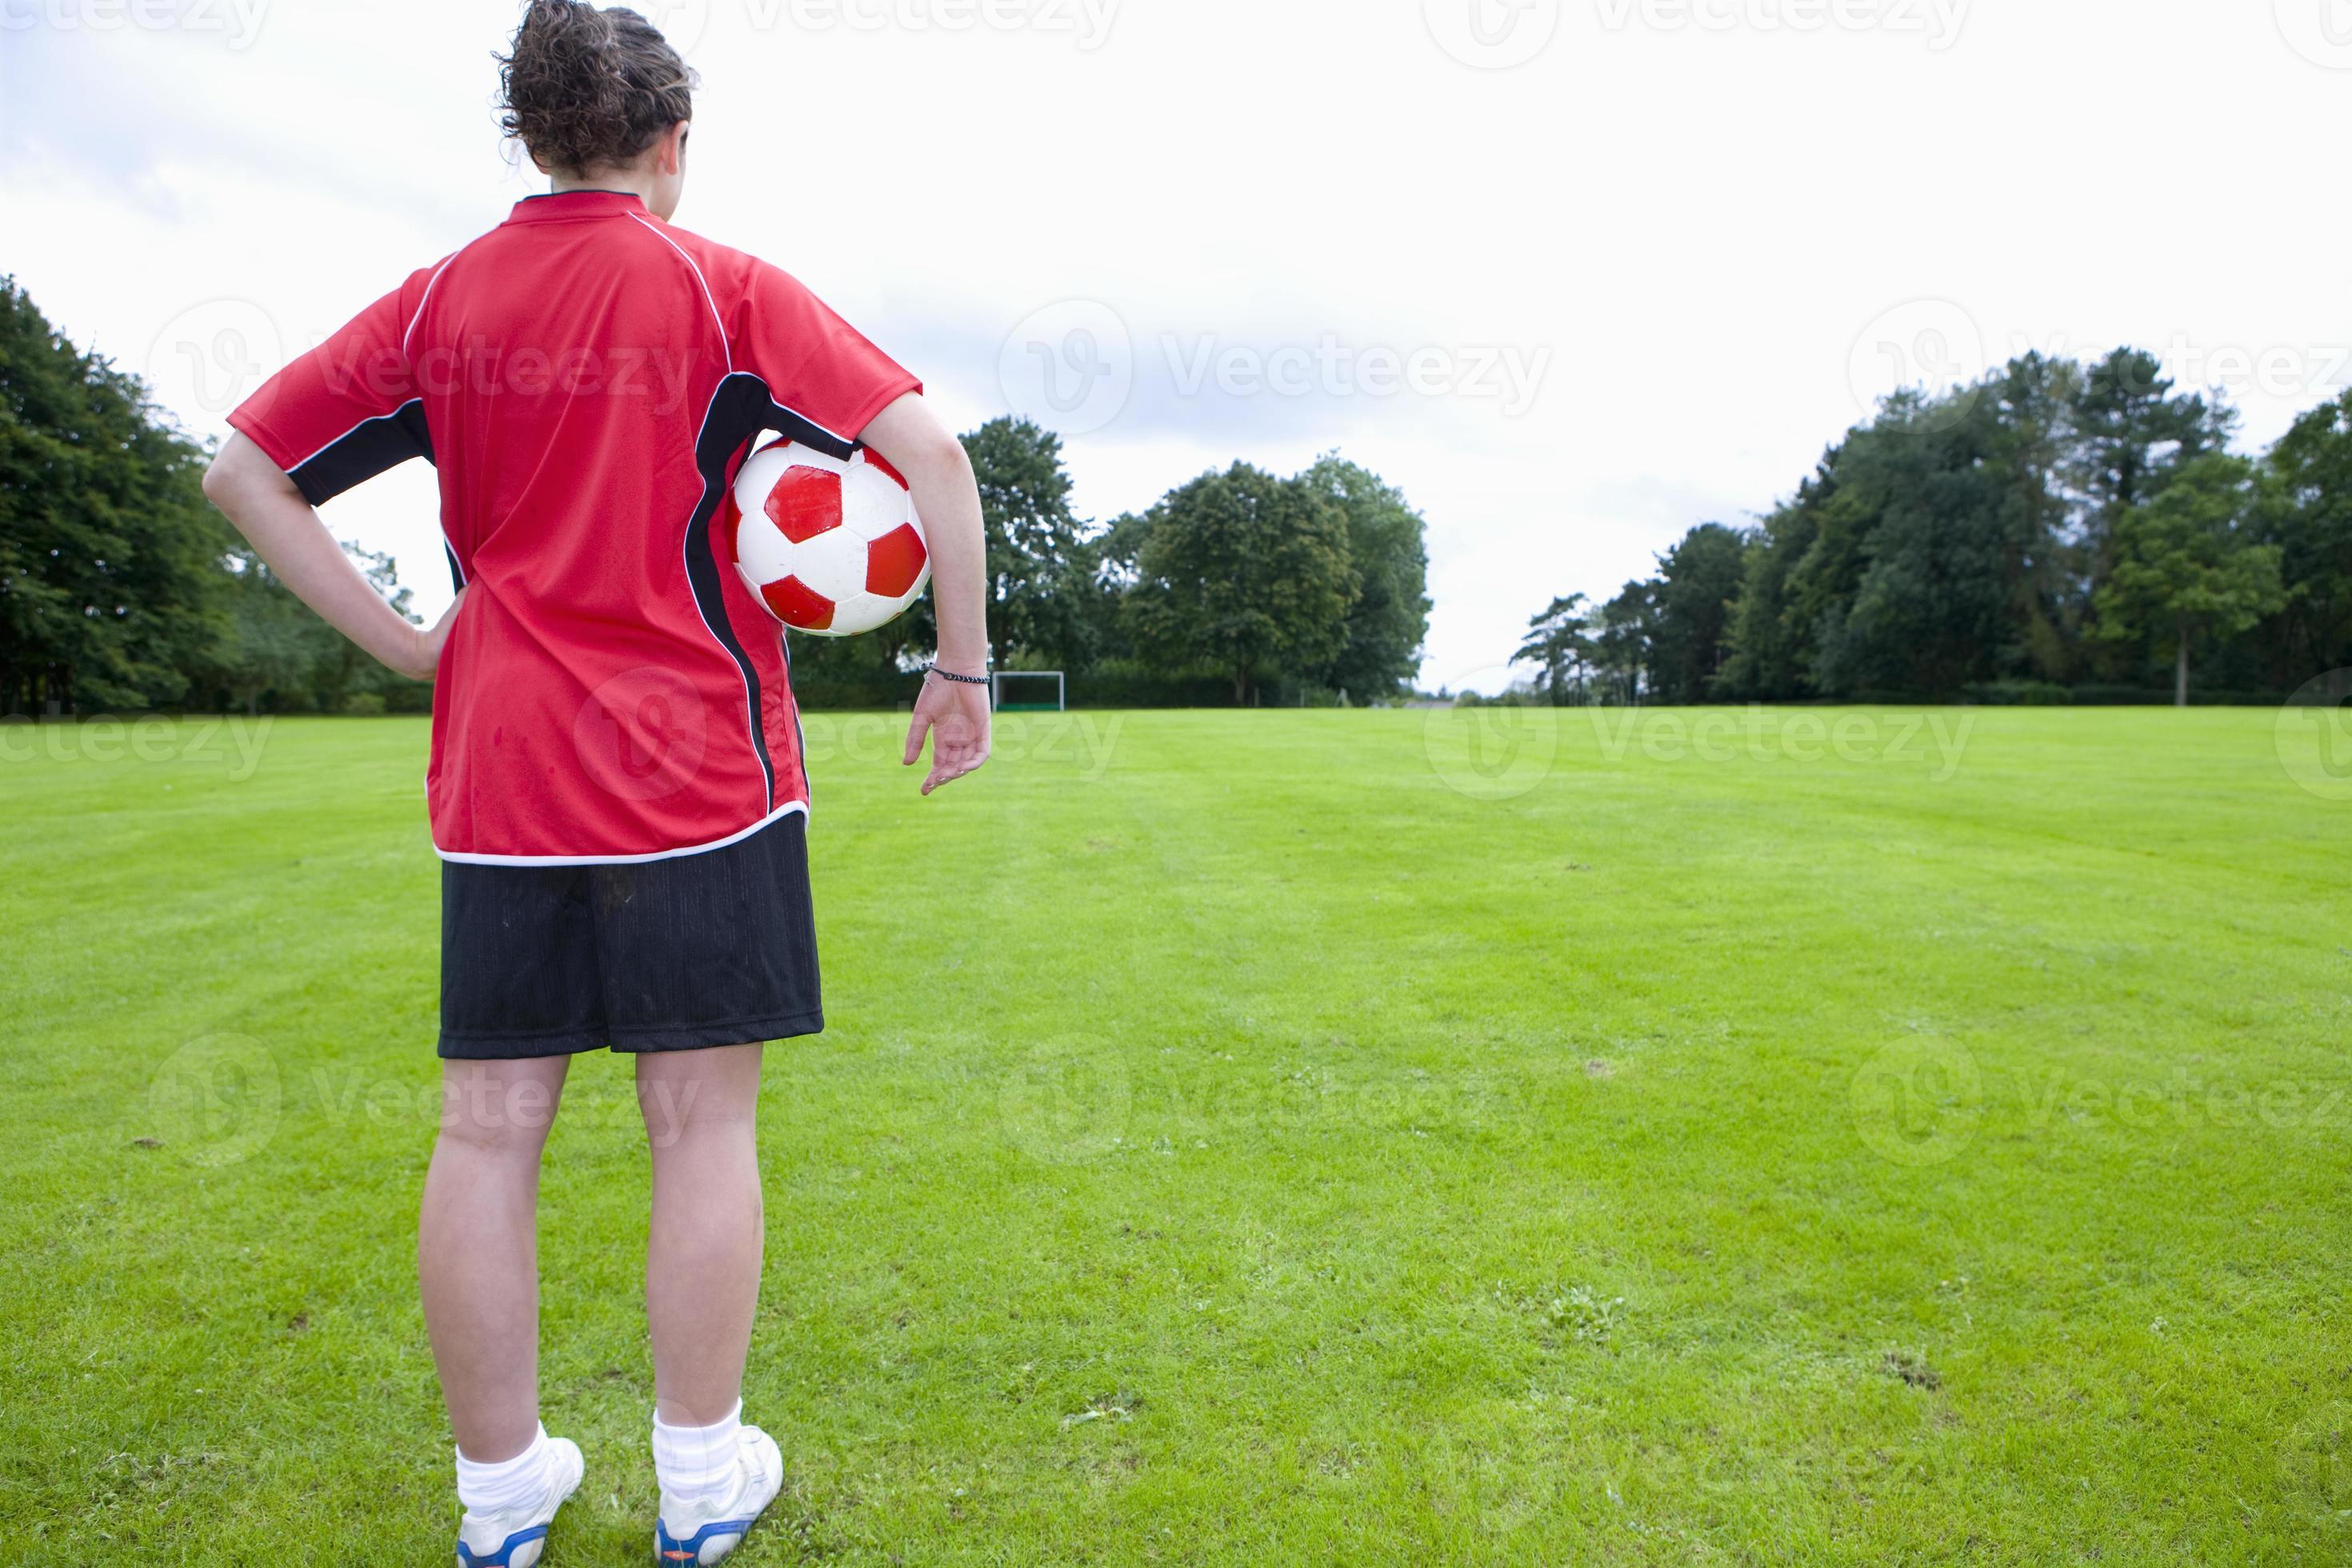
[1882,1349,1942,1390]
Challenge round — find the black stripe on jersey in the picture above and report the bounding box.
[287,398,434,506]
[684,374,874,815]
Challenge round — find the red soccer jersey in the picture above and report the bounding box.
[230,190,919,863]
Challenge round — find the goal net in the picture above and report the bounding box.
[992,671,1066,713]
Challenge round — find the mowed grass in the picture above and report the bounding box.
[2,705,2348,1565]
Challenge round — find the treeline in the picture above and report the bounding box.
[1,278,432,717]
[1,278,1430,717]
[1517,350,2351,706]
[790,426,1432,708]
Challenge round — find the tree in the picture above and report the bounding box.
[0,277,228,714]
[2071,348,2236,622]
[1648,522,1748,702]
[1301,454,1430,701]
[2254,390,2352,686]
[1812,387,2014,698]
[206,542,424,714]
[1591,579,1657,704]
[1126,463,1359,705]
[1513,594,1593,702]
[2094,454,2286,706]
[962,417,1090,666]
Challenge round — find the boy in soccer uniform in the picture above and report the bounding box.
[201,4,993,1562]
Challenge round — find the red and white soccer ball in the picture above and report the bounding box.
[726,438,930,637]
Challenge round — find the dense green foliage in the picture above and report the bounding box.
[0,278,433,718]
[5,710,2345,1561]
[1533,349,2352,705]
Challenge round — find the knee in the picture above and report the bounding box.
[438,1072,562,1159]
[637,1048,762,1150]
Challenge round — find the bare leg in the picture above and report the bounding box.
[638,1042,766,1426]
[419,1054,571,1461]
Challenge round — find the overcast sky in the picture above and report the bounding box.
[5,0,2349,690]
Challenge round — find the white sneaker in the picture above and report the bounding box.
[654,1425,784,1565]
[454,1436,583,1568]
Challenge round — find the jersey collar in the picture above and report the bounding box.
[506,190,649,224]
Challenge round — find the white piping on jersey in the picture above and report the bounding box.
[434,798,809,867]
[687,374,774,815]
[401,249,466,358]
[279,396,464,586]
[678,370,867,827]
[629,212,733,372]
[285,396,424,474]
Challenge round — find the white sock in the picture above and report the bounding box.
[653,1400,745,1506]
[455,1422,552,1517]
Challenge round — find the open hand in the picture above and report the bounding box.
[902,670,991,796]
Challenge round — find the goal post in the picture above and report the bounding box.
[991,671,1066,713]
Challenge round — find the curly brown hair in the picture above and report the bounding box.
[498,1,696,176]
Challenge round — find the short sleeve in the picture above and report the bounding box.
[227,271,436,506]
[731,263,920,444]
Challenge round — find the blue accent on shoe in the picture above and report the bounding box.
[456,1524,548,1567]
[656,1517,758,1562]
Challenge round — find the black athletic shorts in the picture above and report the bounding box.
[438,814,822,1059]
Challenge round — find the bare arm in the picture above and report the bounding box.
[858,392,991,795]
[201,432,461,682]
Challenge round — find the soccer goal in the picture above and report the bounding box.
[992,671,1066,713]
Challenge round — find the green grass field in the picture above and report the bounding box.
[4,706,2348,1564]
